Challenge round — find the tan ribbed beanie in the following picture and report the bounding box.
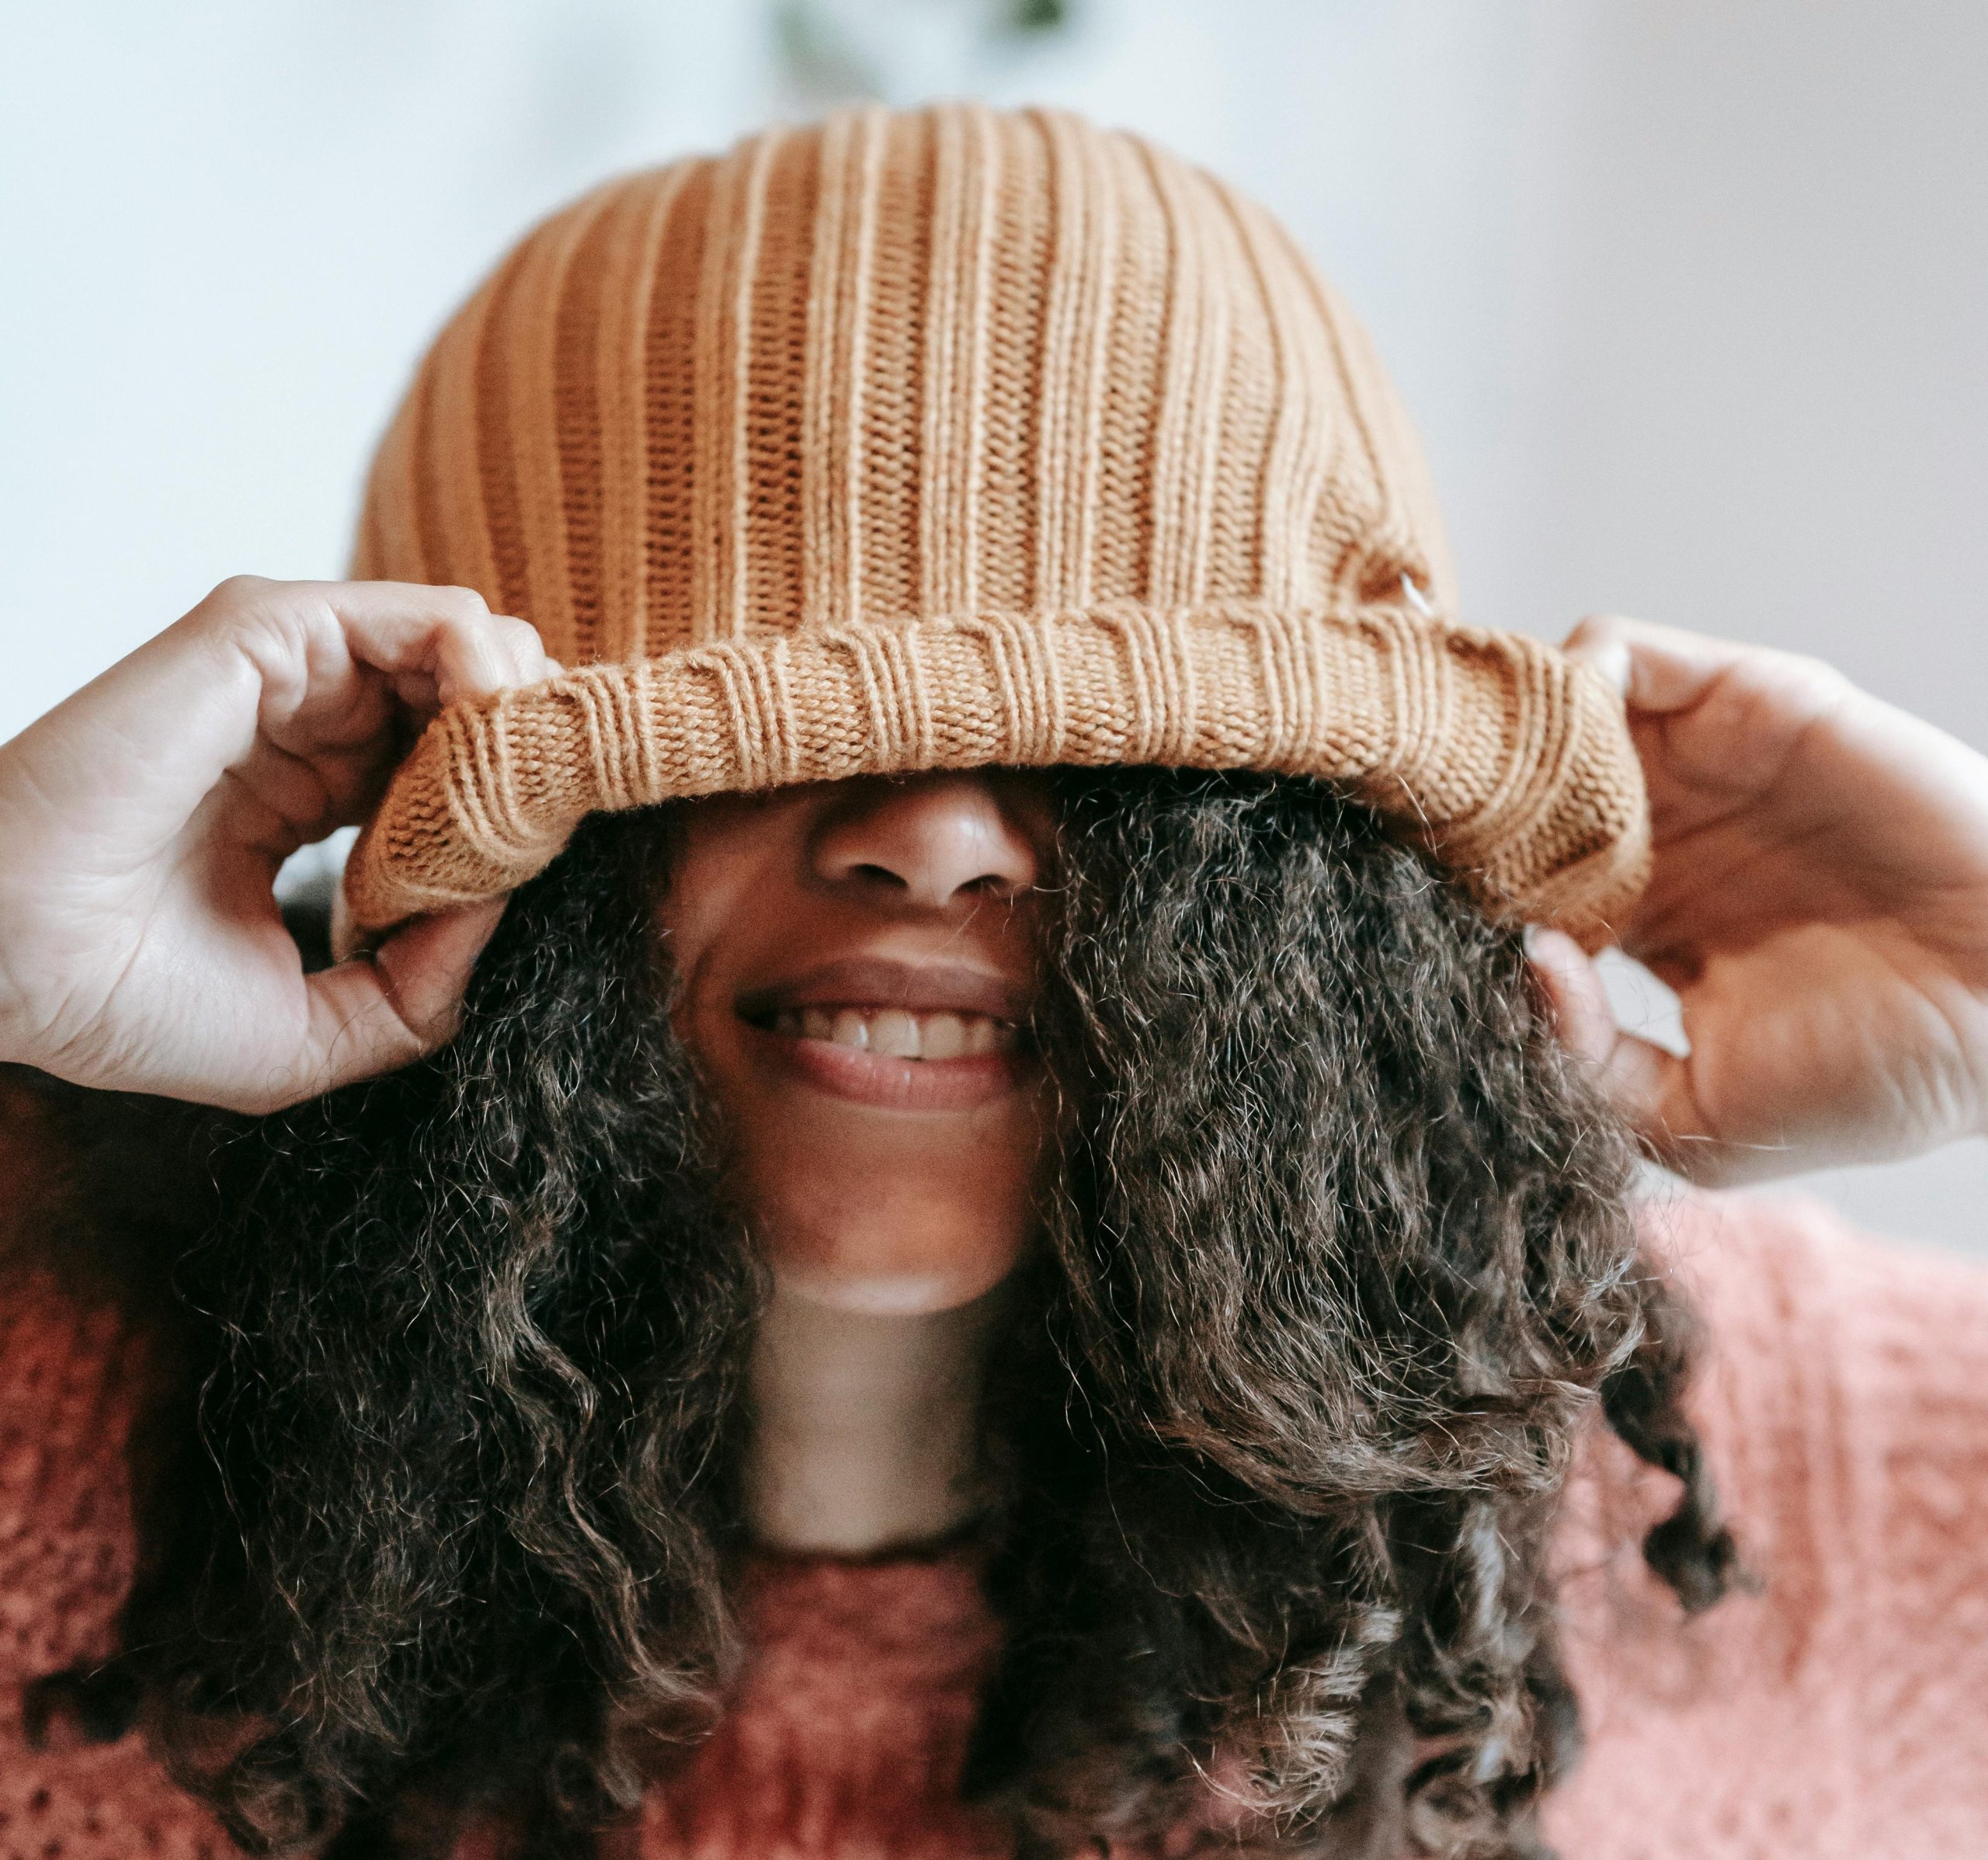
[346,102,1647,945]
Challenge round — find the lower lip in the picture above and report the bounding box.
[740,1020,1027,1111]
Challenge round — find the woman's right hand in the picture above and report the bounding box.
[0,576,555,1113]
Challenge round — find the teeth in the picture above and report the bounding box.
[830,1008,871,1051]
[766,1006,1016,1059]
[868,1008,920,1059]
[920,1012,967,1060]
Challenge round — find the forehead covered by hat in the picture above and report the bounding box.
[344,101,1646,947]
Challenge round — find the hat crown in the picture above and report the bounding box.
[356,102,1455,660]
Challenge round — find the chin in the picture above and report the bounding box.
[709,1046,1048,1317]
[749,1180,1034,1315]
[767,1260,1012,1316]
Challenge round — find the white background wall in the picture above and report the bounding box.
[3,2,1982,1249]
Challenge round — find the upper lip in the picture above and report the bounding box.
[735,956,1032,1024]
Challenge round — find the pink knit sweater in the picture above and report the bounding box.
[5,1190,1987,1858]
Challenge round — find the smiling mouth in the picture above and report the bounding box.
[749,1005,1020,1061]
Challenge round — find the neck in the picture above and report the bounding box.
[745,1273,1010,1555]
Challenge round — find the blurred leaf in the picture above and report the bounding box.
[773,0,882,101]
[1007,0,1072,32]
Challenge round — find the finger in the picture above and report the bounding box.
[1563,614,1735,714]
[493,612,561,687]
[388,669,443,716]
[1559,616,1632,700]
[1524,927,1618,1066]
[323,582,558,707]
[210,582,558,847]
[1566,617,1988,894]
[1562,613,1846,723]
[228,582,557,734]
[1526,925,1759,1181]
[1,579,555,867]
[1590,1030,1761,1185]
[272,898,507,1106]
[1562,615,1877,860]
[215,739,371,860]
[368,897,508,1052]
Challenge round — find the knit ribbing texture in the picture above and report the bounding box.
[345,103,1648,944]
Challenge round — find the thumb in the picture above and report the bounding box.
[1590,1030,1736,1184]
[1526,925,1728,1181]
[278,899,507,1108]
[1524,927,1617,1066]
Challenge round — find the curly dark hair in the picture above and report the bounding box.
[25,769,1737,1858]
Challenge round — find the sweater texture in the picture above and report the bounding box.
[4,1188,1988,1858]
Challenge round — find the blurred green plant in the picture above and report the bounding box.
[775,0,1077,103]
[1006,0,1071,33]
[773,1,874,97]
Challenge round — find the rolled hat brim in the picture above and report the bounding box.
[343,597,1649,951]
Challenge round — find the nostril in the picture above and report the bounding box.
[812,774,1042,905]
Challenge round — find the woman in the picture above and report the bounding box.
[2,105,1986,1859]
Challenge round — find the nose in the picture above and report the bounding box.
[810,774,1041,912]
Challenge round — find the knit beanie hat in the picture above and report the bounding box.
[344,102,1647,946]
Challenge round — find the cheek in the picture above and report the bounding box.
[652,826,771,1003]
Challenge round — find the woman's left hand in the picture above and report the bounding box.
[1527,616,1988,1186]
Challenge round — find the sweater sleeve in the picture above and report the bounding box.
[1547,1186,1988,1859]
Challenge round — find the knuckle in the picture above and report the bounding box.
[433,584,493,623]
[183,575,302,664]
[1785,649,1851,694]
[200,572,275,614]
[1757,645,1854,713]
[500,614,547,655]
